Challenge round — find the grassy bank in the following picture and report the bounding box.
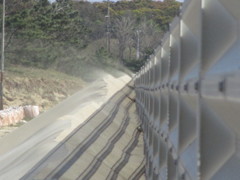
[3,65,86,112]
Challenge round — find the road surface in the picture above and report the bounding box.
[0,74,145,180]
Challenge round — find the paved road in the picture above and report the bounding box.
[0,75,145,180]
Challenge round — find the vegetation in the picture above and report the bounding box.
[4,65,85,111]
[0,0,180,73]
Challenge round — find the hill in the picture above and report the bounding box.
[4,65,85,112]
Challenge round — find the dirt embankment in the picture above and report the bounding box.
[0,66,86,139]
[3,66,86,112]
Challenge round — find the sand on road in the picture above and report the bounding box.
[0,74,131,179]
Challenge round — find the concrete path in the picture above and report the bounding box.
[0,75,145,180]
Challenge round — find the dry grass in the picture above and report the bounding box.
[3,65,86,112]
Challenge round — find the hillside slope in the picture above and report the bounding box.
[3,66,86,112]
[0,66,86,138]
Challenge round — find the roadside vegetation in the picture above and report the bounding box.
[0,0,180,73]
[4,65,85,111]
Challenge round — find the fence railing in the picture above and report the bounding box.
[134,0,240,179]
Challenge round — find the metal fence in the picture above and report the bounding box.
[134,0,240,179]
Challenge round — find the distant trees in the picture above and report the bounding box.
[0,0,180,73]
[109,0,180,70]
[2,0,93,67]
[138,19,163,57]
[114,15,135,62]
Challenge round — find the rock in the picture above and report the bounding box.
[0,106,38,127]
[24,105,39,119]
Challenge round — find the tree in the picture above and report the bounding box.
[114,13,135,62]
[0,0,180,73]
[137,19,163,58]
